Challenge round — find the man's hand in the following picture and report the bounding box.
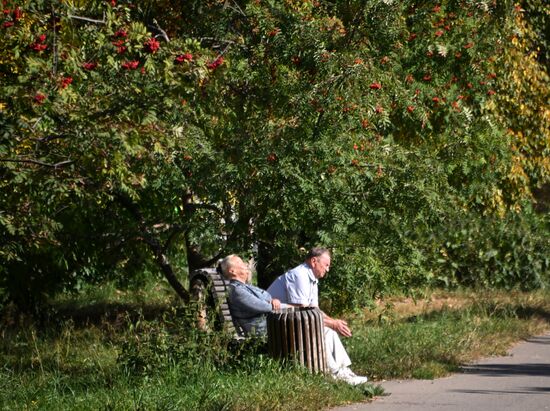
[332,319,352,337]
[324,316,352,337]
[271,298,281,310]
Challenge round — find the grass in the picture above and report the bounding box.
[1,286,549,410]
[0,283,374,411]
[0,363,372,410]
[346,289,550,380]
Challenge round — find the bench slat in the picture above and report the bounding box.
[190,268,245,338]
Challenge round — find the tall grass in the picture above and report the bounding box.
[0,298,372,411]
[1,288,549,410]
[346,290,550,380]
[0,361,370,410]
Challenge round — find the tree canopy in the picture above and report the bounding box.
[1,0,548,311]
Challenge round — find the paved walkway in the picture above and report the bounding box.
[332,332,550,411]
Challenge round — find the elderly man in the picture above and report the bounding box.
[220,254,283,336]
[267,247,368,385]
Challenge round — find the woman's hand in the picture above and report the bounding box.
[271,298,282,310]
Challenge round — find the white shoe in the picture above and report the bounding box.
[333,367,369,385]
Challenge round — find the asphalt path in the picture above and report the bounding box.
[332,332,550,411]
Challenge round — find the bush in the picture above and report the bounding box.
[433,209,550,290]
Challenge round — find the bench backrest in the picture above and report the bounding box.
[189,267,242,336]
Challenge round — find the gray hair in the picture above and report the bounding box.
[305,247,331,260]
[219,254,238,278]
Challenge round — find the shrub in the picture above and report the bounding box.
[433,209,550,290]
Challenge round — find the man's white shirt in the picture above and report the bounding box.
[266,263,319,307]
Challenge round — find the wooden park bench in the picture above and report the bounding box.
[188,266,242,336]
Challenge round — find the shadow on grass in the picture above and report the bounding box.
[402,302,550,325]
[473,303,550,327]
[0,299,181,335]
[52,301,173,327]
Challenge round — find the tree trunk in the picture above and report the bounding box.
[257,240,288,290]
[116,193,190,304]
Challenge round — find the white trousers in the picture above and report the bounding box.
[324,326,352,374]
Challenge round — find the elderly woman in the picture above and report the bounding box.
[220,254,283,336]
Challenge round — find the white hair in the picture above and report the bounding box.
[219,254,238,278]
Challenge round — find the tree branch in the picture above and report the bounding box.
[184,234,225,271]
[52,5,58,75]
[32,115,45,131]
[223,0,247,17]
[67,12,106,24]
[148,19,170,42]
[0,158,73,168]
[184,202,224,216]
[181,192,227,271]
[200,37,236,46]
[312,111,325,141]
[115,192,190,303]
[162,224,185,254]
[36,134,68,143]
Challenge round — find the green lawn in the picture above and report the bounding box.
[1,287,549,410]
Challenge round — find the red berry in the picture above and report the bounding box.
[34,93,46,104]
[175,53,193,63]
[82,62,97,70]
[144,37,160,53]
[122,60,139,70]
